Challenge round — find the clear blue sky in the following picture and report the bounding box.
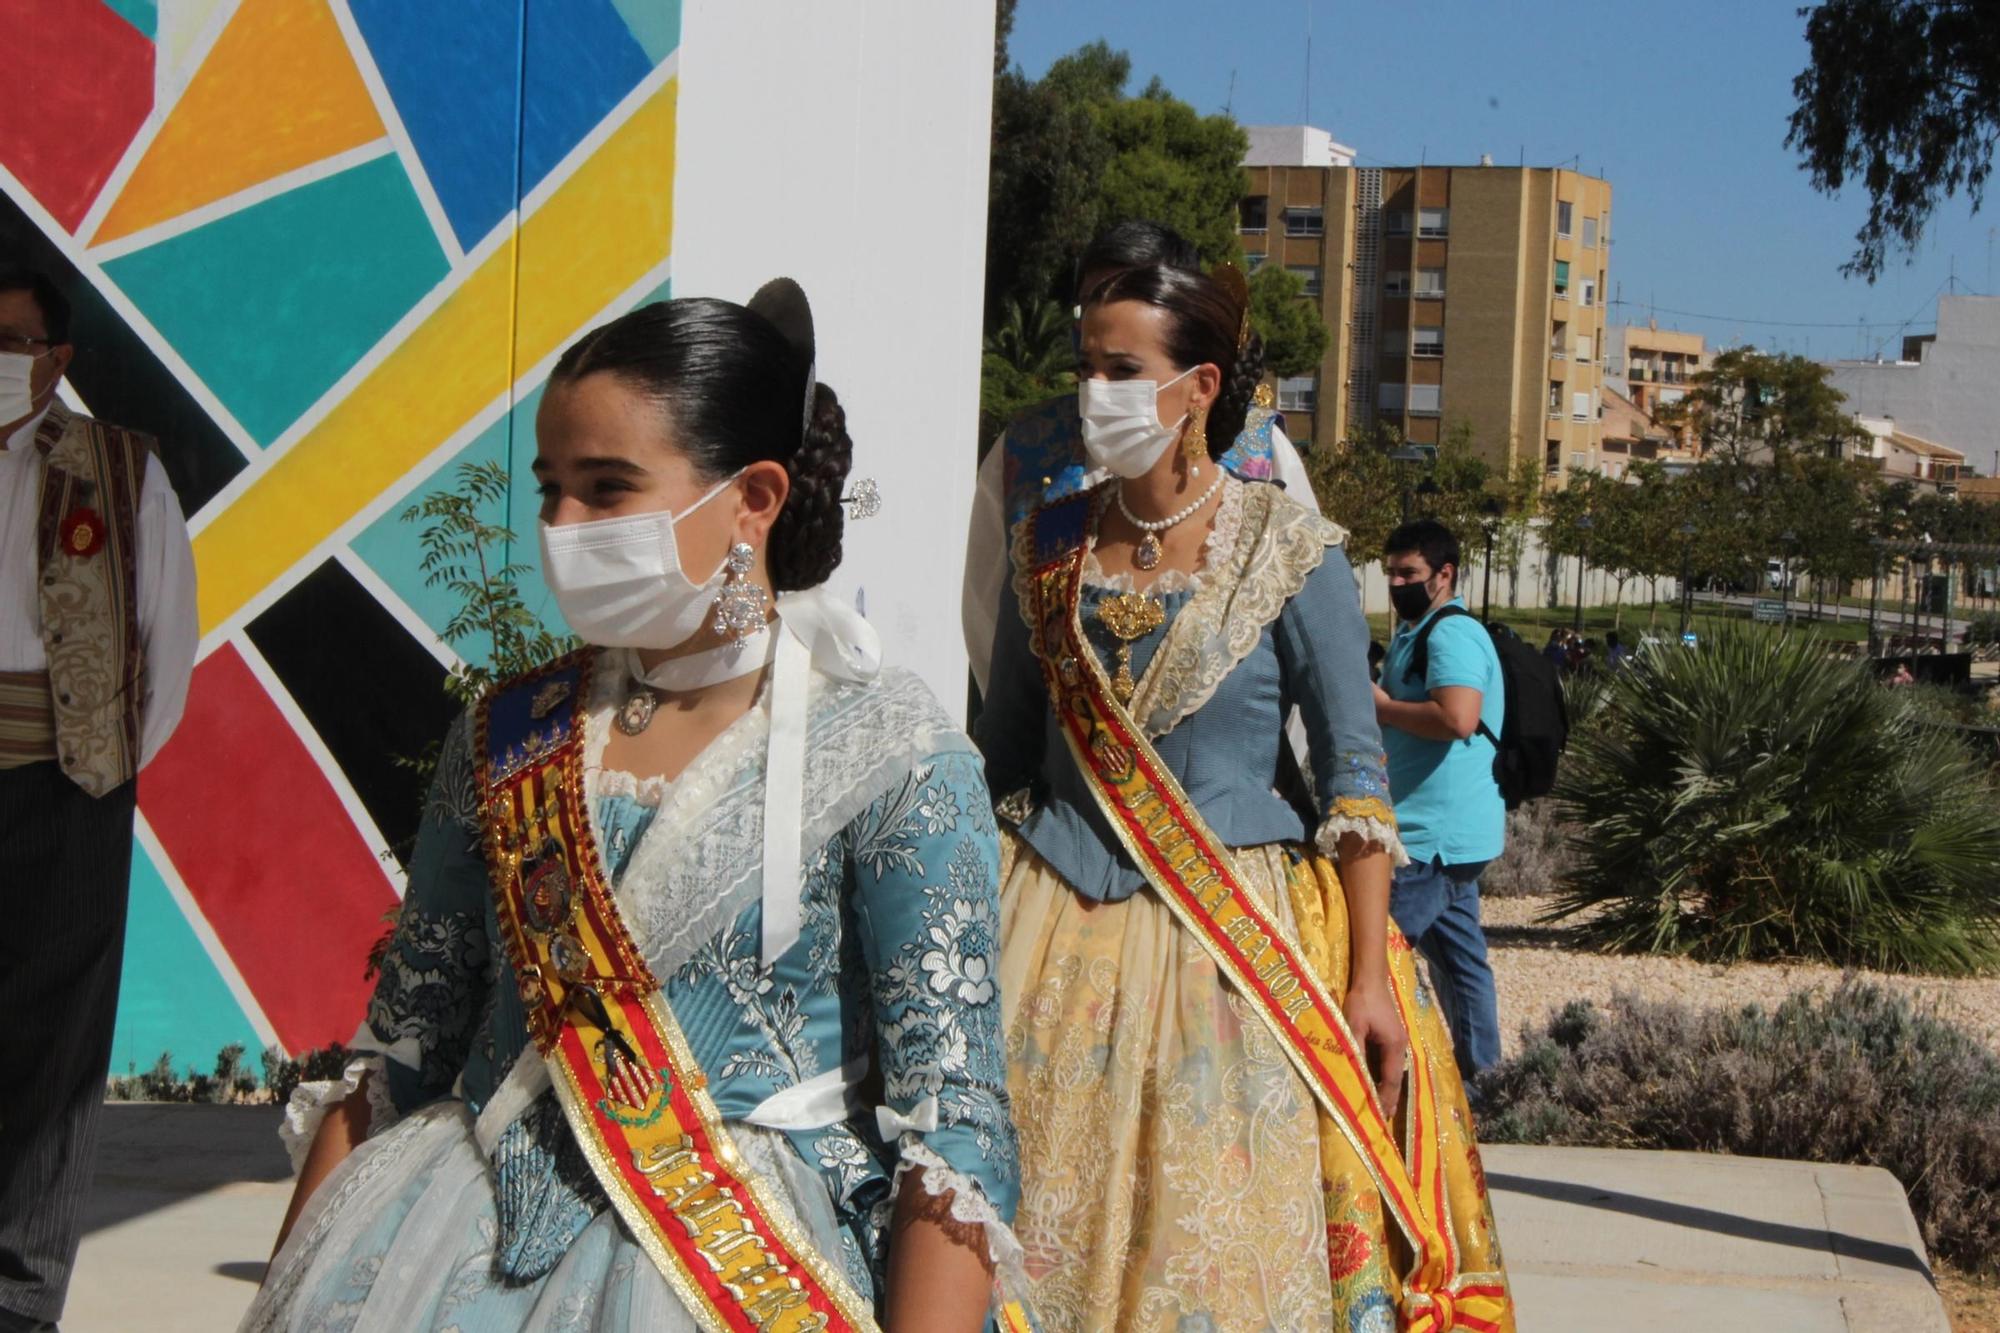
[1006,0,1999,362]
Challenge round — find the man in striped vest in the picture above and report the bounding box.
[0,266,197,1332]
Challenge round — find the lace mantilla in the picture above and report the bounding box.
[1081,473,1245,597]
[579,651,976,980]
[1127,483,1347,739]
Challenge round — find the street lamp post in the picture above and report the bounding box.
[1778,529,1796,625]
[1479,496,1504,624]
[1678,520,1698,639]
[1389,445,1430,523]
[1866,541,1883,657]
[1573,514,1594,634]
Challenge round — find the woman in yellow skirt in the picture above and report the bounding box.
[973,262,1512,1333]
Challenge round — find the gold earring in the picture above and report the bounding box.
[1185,406,1208,474]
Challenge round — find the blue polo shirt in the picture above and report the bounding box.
[1380,599,1506,866]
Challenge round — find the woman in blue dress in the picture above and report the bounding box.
[977,266,1510,1331]
[247,285,1023,1332]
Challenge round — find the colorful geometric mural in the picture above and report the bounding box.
[0,0,680,1073]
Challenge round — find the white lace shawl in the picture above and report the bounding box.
[580,650,977,982]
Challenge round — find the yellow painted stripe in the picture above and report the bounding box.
[193,76,678,633]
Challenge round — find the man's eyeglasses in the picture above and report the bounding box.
[0,333,57,356]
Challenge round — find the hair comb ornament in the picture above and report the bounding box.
[747,277,818,439]
[841,478,882,520]
[1211,261,1252,353]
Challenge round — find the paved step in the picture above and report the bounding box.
[58,1108,1952,1330]
[1486,1144,1949,1332]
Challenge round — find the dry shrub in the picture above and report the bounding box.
[1476,981,2000,1274]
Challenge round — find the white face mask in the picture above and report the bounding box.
[0,351,44,425]
[538,473,743,649]
[1078,366,1195,478]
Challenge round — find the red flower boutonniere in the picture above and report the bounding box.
[61,506,106,558]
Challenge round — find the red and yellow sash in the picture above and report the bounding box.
[1024,499,1509,1332]
[478,652,879,1333]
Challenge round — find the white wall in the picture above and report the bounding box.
[1353,522,1684,627]
[674,0,995,713]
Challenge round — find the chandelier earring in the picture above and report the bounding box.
[712,542,771,642]
[1183,403,1209,477]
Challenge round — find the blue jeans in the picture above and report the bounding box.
[1389,856,1502,1079]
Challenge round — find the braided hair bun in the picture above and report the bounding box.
[549,295,855,591]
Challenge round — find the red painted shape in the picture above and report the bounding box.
[0,2,156,232]
[140,644,397,1052]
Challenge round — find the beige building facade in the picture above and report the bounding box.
[1240,142,1612,485]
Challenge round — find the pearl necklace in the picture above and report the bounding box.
[1115,471,1226,570]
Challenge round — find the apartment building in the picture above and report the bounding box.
[1240,132,1613,483]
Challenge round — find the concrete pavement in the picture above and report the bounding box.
[56,1105,1950,1330]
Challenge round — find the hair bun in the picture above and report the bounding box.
[768,381,853,591]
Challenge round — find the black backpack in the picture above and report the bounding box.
[1405,607,1568,809]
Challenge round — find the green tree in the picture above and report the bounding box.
[1247,263,1329,379]
[1663,348,1867,465]
[1788,0,2000,281]
[1304,424,1405,567]
[985,296,1072,381]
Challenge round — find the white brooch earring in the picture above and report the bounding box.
[712,542,770,641]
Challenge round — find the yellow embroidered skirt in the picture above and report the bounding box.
[998,835,1511,1333]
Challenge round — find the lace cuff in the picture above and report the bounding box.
[890,1137,1028,1297]
[1315,796,1410,868]
[278,1053,396,1174]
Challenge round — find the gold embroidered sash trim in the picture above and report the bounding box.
[478,652,879,1333]
[1024,507,1509,1332]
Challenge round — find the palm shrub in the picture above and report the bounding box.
[1549,626,2000,973]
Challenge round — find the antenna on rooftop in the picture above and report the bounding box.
[1299,0,1312,124]
[1224,68,1236,117]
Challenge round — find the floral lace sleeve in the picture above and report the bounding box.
[847,748,1025,1286]
[1274,546,1410,866]
[281,713,496,1166]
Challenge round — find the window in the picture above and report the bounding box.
[1557,200,1573,237]
[1580,276,1596,308]
[1385,210,1412,235]
[1548,380,1564,415]
[1572,391,1591,422]
[1413,325,1444,357]
[1551,321,1568,358]
[1418,207,1449,237]
[1378,382,1406,411]
[1576,334,1593,364]
[1278,376,1317,411]
[1284,206,1324,237]
[1409,384,1441,415]
[1554,259,1570,298]
[1658,387,1686,407]
[1383,270,1411,297]
[1245,252,1268,273]
[1415,267,1446,298]
[1582,216,1598,248]
[1287,265,1322,297]
[1239,196,1269,233]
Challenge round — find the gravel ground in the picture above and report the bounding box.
[1478,894,2000,1059]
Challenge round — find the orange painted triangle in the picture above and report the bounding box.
[93,0,386,246]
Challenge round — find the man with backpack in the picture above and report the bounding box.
[1374,519,1509,1079]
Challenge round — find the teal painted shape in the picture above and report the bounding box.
[111,844,266,1085]
[100,0,157,38]
[353,276,673,665]
[610,0,680,64]
[351,385,563,667]
[102,155,449,445]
